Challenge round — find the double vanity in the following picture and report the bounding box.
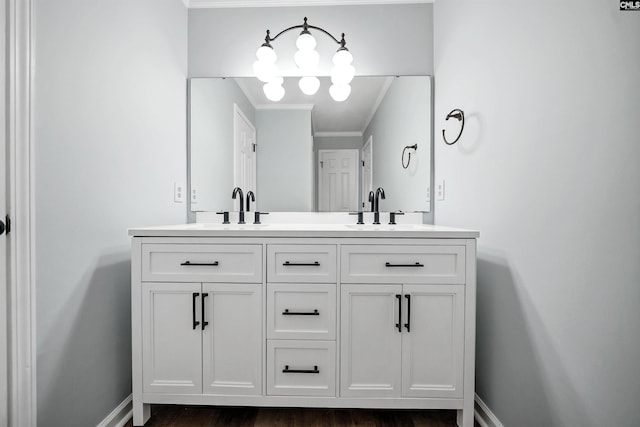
[129,217,478,426]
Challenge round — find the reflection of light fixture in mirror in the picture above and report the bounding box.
[253,17,354,102]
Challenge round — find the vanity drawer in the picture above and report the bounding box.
[267,284,336,340]
[267,340,336,397]
[267,245,337,283]
[341,245,465,284]
[141,244,262,283]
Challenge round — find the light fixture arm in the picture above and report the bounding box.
[263,17,348,49]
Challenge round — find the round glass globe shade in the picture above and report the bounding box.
[294,49,320,71]
[253,60,277,83]
[332,49,353,66]
[263,81,285,102]
[329,84,351,102]
[296,33,317,51]
[299,76,320,96]
[256,45,276,63]
[330,64,355,85]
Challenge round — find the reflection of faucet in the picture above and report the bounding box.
[232,187,245,224]
[373,187,385,225]
[246,191,255,212]
[368,191,375,212]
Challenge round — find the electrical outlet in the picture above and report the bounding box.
[174,183,185,203]
[191,188,198,203]
[436,180,445,201]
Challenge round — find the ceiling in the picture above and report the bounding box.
[235,76,393,135]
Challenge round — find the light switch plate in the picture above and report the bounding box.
[436,180,445,201]
[174,183,185,203]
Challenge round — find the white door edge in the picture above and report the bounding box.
[6,0,36,425]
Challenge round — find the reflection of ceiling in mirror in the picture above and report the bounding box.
[234,76,393,134]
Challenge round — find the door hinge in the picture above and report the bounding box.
[362,160,365,167]
[320,161,324,168]
[252,143,256,152]
[1,214,10,235]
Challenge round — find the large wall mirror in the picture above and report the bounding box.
[189,75,431,213]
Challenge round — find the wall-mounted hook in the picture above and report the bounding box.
[401,143,418,169]
[442,109,465,145]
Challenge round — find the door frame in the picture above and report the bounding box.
[233,103,257,192]
[5,0,36,425]
[317,149,360,212]
[360,135,372,210]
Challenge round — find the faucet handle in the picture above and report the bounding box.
[349,211,364,225]
[254,211,269,224]
[216,211,230,224]
[389,211,405,225]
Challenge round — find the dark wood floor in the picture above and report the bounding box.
[124,405,465,427]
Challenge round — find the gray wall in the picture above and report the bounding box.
[256,109,313,211]
[190,78,255,212]
[434,1,640,426]
[364,76,431,212]
[188,4,433,77]
[34,1,187,426]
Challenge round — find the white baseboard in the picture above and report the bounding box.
[96,394,133,427]
[474,393,504,427]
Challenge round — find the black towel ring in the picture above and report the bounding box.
[442,109,465,145]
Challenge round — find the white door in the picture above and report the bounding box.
[401,284,465,398]
[318,149,359,212]
[361,136,372,210]
[142,283,203,394]
[202,283,262,395]
[340,284,402,397]
[234,104,257,194]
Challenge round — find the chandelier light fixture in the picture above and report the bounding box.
[253,17,355,102]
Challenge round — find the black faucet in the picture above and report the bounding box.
[373,187,385,225]
[232,187,245,224]
[246,191,255,212]
[368,191,375,212]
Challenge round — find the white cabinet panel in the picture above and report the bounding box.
[402,284,465,398]
[202,283,262,395]
[267,340,336,396]
[340,284,402,397]
[142,244,262,283]
[341,245,465,284]
[142,282,203,394]
[267,283,336,340]
[267,244,337,283]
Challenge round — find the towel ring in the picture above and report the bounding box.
[442,109,465,145]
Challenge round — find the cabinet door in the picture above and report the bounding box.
[202,283,262,395]
[402,284,464,398]
[142,282,202,394]
[340,284,402,397]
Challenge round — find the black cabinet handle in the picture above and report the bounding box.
[283,261,320,267]
[395,294,402,333]
[181,261,219,267]
[282,309,320,316]
[282,365,320,374]
[404,294,411,332]
[192,293,200,330]
[385,262,424,268]
[201,293,209,330]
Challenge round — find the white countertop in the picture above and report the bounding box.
[128,222,479,239]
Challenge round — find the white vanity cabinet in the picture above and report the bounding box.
[130,226,477,427]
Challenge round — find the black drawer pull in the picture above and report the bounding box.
[181,261,219,266]
[404,294,411,332]
[201,293,209,330]
[395,294,402,333]
[282,309,320,316]
[282,365,320,374]
[385,262,424,268]
[283,261,320,267]
[192,293,200,330]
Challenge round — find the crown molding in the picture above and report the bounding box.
[314,131,363,137]
[255,103,315,110]
[185,0,431,8]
